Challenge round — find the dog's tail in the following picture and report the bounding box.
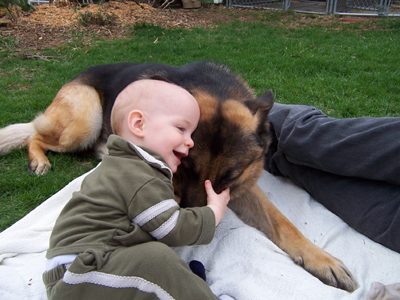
[0,123,36,155]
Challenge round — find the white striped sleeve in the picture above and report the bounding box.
[149,210,180,240]
[132,199,180,240]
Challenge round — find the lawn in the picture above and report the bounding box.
[1,8,400,231]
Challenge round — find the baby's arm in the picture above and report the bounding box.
[130,179,230,247]
[205,180,230,226]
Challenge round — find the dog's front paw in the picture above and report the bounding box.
[28,157,51,175]
[295,249,358,292]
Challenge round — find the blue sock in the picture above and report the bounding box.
[189,260,206,281]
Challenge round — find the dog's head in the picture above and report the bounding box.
[174,89,274,207]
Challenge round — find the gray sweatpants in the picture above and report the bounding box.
[43,242,219,300]
[265,103,400,253]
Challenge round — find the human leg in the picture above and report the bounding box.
[267,103,400,186]
[265,103,400,253]
[43,242,219,300]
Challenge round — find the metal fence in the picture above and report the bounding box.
[226,0,400,16]
[334,0,400,15]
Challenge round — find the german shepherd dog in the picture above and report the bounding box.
[0,61,357,291]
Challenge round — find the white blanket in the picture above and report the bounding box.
[1,170,399,300]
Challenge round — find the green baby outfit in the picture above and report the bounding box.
[43,135,219,300]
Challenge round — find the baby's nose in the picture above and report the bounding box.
[185,137,194,148]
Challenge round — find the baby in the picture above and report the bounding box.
[42,79,232,300]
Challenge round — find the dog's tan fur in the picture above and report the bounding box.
[0,62,358,291]
[25,82,103,174]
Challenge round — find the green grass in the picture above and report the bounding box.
[1,11,400,231]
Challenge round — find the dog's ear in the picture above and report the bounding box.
[244,89,274,149]
[244,89,274,116]
[148,74,172,83]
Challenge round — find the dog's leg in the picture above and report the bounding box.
[27,132,54,175]
[27,82,103,175]
[229,184,358,292]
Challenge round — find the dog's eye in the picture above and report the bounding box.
[220,170,242,186]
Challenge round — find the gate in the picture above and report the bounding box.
[225,0,290,11]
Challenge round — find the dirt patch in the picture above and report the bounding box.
[0,2,378,53]
[1,2,217,51]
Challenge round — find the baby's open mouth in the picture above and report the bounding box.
[173,151,187,163]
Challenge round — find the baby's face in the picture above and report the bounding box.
[142,84,200,173]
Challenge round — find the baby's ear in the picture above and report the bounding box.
[128,110,146,137]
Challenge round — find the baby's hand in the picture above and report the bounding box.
[205,180,230,226]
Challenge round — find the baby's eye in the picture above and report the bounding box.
[177,127,185,132]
